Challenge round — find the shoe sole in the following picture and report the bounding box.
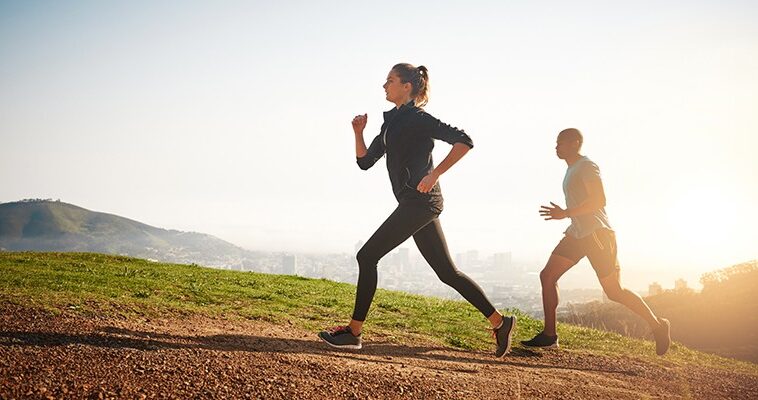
[521,336,560,350]
[655,319,671,356]
[522,342,560,350]
[497,316,517,357]
[318,333,362,350]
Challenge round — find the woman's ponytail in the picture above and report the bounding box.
[415,65,429,107]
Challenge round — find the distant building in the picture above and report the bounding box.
[493,252,512,269]
[648,282,663,296]
[467,250,479,266]
[674,278,688,291]
[456,250,480,270]
[455,253,464,268]
[282,254,297,275]
[397,247,410,270]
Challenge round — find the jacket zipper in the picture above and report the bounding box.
[382,106,407,147]
[404,167,415,190]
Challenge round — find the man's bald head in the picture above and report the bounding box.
[558,128,583,147]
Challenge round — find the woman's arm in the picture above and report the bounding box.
[353,114,368,158]
[419,112,474,149]
[417,143,470,193]
[415,112,474,193]
[353,114,386,170]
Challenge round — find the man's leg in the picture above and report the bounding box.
[598,271,660,329]
[590,229,670,355]
[589,229,661,329]
[522,251,577,348]
[540,253,578,336]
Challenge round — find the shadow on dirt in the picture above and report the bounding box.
[0,327,640,376]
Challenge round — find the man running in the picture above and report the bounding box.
[522,128,671,356]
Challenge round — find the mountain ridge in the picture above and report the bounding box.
[0,199,257,267]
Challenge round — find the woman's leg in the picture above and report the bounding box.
[350,203,437,332]
[413,218,518,356]
[412,218,498,323]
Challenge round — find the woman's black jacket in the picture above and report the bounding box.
[356,102,474,207]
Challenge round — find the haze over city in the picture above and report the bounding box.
[2,1,756,291]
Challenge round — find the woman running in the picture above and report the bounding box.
[318,63,516,357]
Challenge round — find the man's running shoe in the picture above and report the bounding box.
[318,325,362,350]
[653,318,671,356]
[493,316,517,357]
[521,331,559,349]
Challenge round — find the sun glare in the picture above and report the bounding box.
[665,187,745,255]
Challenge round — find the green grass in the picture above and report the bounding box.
[1,251,755,374]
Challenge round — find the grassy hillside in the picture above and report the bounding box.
[1,252,754,374]
[0,200,146,238]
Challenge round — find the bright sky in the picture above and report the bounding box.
[2,1,756,290]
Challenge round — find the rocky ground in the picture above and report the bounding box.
[1,304,756,399]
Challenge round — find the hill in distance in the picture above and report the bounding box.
[0,199,258,267]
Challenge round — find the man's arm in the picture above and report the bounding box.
[540,164,606,220]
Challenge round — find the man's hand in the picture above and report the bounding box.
[540,202,569,220]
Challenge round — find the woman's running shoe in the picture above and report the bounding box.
[318,325,362,350]
[493,316,517,357]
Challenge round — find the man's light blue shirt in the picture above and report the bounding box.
[563,156,613,239]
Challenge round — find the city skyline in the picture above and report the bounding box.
[247,241,703,294]
[230,243,699,320]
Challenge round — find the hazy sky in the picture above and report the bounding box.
[2,1,756,289]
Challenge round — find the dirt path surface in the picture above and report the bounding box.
[1,305,756,400]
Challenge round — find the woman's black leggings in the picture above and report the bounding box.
[352,202,497,321]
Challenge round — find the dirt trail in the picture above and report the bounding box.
[1,305,756,399]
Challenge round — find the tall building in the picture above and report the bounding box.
[456,250,480,270]
[674,278,688,291]
[455,253,465,268]
[397,247,410,271]
[466,250,480,266]
[493,252,512,269]
[282,254,297,275]
[648,282,663,296]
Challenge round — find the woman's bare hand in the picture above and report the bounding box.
[417,171,440,193]
[352,114,367,135]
